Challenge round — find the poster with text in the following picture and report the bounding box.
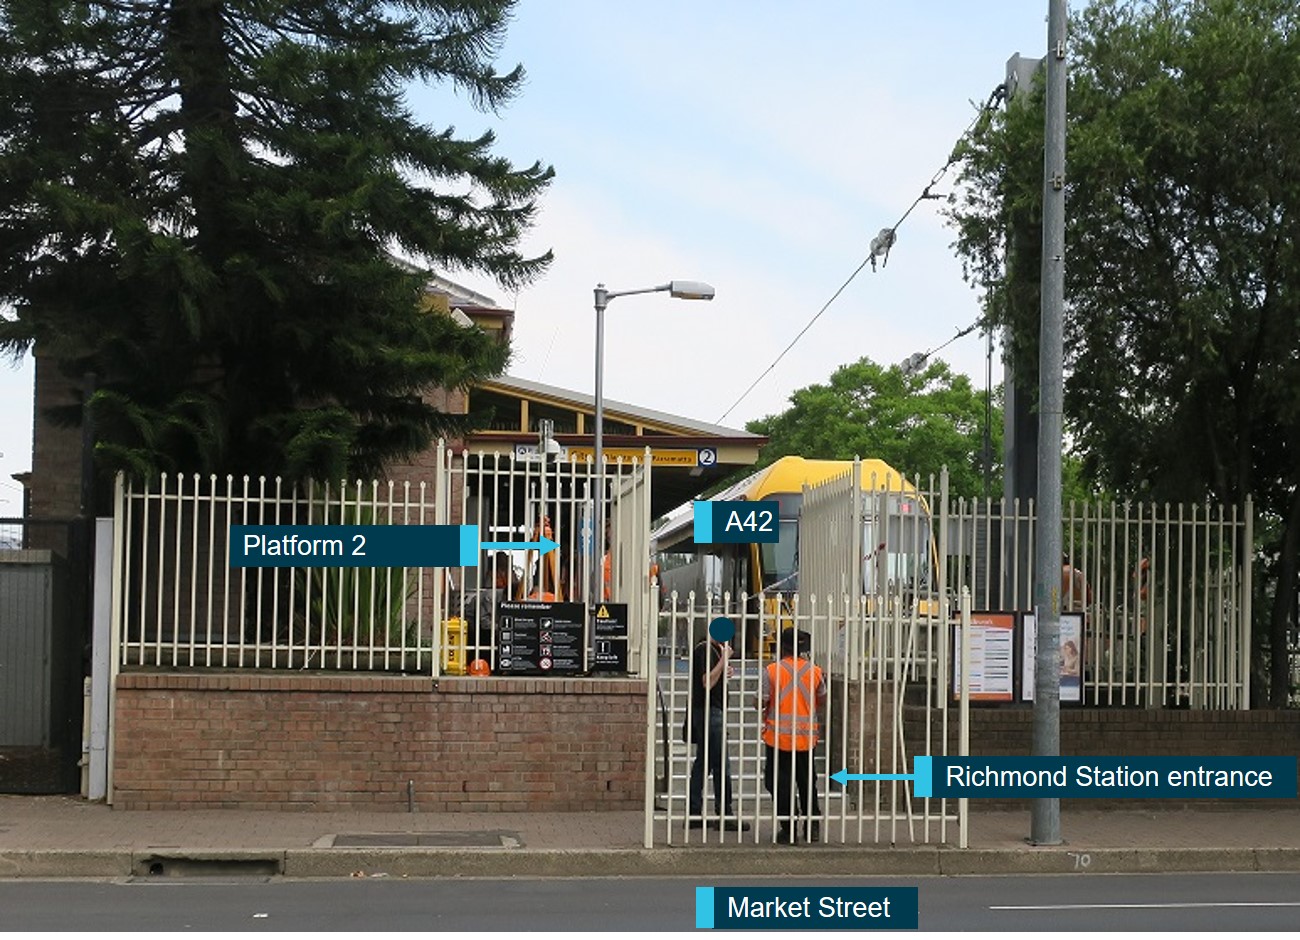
[951,611,1016,702]
[1020,611,1084,703]
[496,601,585,676]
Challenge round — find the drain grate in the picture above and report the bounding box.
[329,830,522,848]
[133,855,282,878]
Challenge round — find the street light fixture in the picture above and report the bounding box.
[591,280,715,605]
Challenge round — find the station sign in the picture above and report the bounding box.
[566,447,703,467]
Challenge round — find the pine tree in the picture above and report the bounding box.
[0,0,552,480]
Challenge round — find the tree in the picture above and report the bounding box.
[745,357,1001,498]
[948,0,1300,704]
[0,0,552,480]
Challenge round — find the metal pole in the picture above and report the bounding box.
[1031,0,1067,846]
[589,279,706,607]
[1002,52,1043,615]
[1241,495,1253,709]
[538,419,552,600]
[106,472,126,804]
[959,588,971,850]
[593,284,608,609]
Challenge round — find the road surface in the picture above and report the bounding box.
[3,872,1299,931]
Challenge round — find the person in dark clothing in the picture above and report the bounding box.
[684,632,748,831]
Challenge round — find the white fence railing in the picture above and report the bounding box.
[437,442,653,675]
[792,463,1252,708]
[647,588,971,847]
[110,449,1252,709]
[112,473,443,672]
[943,494,1253,708]
[110,445,654,676]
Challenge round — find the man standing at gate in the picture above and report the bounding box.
[685,617,747,831]
[762,628,826,844]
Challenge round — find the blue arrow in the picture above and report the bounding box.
[831,756,933,797]
[481,536,559,555]
[832,770,913,783]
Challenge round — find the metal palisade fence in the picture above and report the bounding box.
[437,443,654,675]
[109,443,653,676]
[789,461,1253,709]
[110,452,1251,710]
[112,472,440,672]
[945,492,1253,709]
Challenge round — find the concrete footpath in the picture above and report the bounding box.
[2,796,1299,879]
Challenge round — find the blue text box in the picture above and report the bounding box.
[693,500,780,544]
[702,886,918,930]
[924,756,1297,799]
[230,525,478,568]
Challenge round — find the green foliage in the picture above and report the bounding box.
[295,504,416,649]
[0,0,551,480]
[298,561,418,649]
[745,357,1002,498]
[948,0,1300,703]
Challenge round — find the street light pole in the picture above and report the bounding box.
[590,280,714,607]
[593,284,610,585]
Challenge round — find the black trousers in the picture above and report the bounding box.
[688,709,734,816]
[764,745,820,831]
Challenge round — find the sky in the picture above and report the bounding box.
[0,1,1057,514]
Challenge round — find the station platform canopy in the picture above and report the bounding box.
[465,374,767,519]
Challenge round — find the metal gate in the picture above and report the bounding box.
[647,589,972,847]
[437,444,654,676]
[645,460,970,847]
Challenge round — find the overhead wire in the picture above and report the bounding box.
[902,319,982,377]
[714,82,1008,425]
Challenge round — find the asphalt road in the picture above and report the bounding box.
[3,872,1299,932]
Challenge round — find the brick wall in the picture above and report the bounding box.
[832,681,913,818]
[25,353,83,558]
[383,387,465,500]
[904,707,1300,807]
[836,681,899,779]
[112,673,646,811]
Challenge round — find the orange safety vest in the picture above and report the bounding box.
[762,658,822,751]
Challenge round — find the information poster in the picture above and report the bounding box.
[590,603,629,673]
[951,611,1016,702]
[1020,611,1084,703]
[496,601,585,676]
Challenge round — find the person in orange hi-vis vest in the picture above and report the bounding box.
[762,627,826,844]
[525,516,560,601]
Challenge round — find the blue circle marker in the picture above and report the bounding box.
[708,616,735,644]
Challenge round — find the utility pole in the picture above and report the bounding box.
[1001,52,1042,613]
[1031,0,1067,846]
